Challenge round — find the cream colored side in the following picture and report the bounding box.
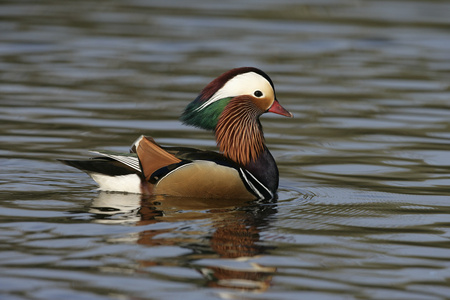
[153,161,255,199]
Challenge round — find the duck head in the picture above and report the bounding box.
[181,67,292,129]
[180,67,292,165]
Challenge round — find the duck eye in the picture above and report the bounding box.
[254,90,263,97]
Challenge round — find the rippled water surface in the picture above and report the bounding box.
[1,1,450,299]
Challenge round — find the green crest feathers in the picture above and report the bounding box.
[180,97,232,130]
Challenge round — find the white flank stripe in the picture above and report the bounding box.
[243,169,273,198]
[239,168,273,199]
[239,169,264,199]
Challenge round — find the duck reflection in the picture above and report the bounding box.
[89,192,277,292]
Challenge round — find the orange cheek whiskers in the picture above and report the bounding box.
[215,96,265,166]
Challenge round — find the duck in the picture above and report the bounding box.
[61,67,292,199]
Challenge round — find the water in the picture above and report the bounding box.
[1,0,450,299]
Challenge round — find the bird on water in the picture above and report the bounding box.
[61,67,292,199]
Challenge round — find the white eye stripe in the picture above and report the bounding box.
[195,72,273,112]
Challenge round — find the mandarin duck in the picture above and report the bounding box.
[61,67,292,199]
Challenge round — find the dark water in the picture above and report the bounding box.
[1,1,450,299]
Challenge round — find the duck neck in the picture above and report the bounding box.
[214,97,279,193]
